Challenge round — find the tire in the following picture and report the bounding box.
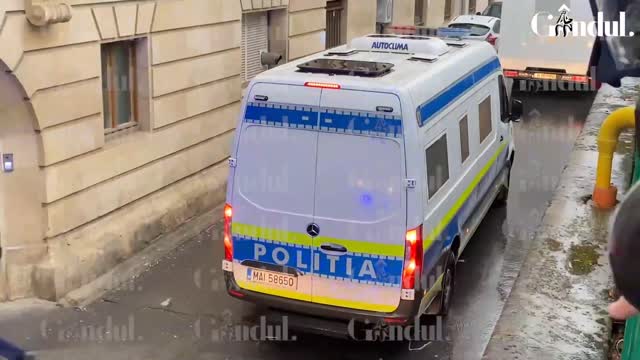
[494,183,509,207]
[493,155,513,207]
[437,252,456,316]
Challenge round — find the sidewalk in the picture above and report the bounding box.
[0,207,228,360]
[483,79,640,359]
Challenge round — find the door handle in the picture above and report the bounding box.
[500,135,504,142]
[320,244,347,253]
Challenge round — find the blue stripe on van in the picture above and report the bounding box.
[233,235,403,287]
[245,103,319,129]
[244,103,403,138]
[418,57,502,127]
[319,110,403,138]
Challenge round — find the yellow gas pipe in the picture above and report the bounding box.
[593,106,636,209]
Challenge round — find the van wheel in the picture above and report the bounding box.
[493,158,512,207]
[438,253,456,316]
[494,184,509,207]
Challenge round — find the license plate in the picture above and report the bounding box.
[247,268,297,289]
[532,73,557,80]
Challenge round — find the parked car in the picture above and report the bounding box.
[448,15,501,50]
[480,1,502,18]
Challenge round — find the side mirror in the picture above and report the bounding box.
[510,99,523,122]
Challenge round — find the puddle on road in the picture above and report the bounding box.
[567,244,600,275]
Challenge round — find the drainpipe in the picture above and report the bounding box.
[25,0,72,27]
[593,106,636,209]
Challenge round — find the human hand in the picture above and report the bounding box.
[610,296,640,320]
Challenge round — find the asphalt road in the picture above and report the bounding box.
[0,89,595,360]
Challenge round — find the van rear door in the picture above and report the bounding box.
[311,89,407,313]
[230,83,320,302]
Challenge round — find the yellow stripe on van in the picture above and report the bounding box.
[232,223,404,257]
[423,143,508,252]
[312,295,398,313]
[313,236,405,257]
[232,223,313,247]
[237,280,397,312]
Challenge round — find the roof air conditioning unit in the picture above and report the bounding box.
[350,35,450,56]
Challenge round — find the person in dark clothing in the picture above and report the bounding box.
[591,0,640,320]
[609,181,640,320]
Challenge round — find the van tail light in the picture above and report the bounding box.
[304,82,341,90]
[571,75,589,83]
[504,70,518,78]
[223,204,233,261]
[402,225,423,290]
[486,34,497,46]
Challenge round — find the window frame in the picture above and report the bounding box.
[414,0,425,25]
[425,132,451,199]
[102,40,139,135]
[459,114,470,164]
[478,95,493,144]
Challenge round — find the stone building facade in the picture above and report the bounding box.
[0,0,378,302]
[0,0,487,302]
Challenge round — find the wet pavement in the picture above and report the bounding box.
[0,90,595,360]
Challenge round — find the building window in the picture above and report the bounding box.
[468,0,476,14]
[426,134,450,198]
[479,96,493,143]
[444,0,452,20]
[415,0,425,25]
[101,40,139,133]
[242,9,287,83]
[459,115,470,162]
[326,0,346,48]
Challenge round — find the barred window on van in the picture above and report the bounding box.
[426,134,450,198]
[479,96,493,143]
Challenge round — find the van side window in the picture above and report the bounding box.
[479,96,493,143]
[426,134,450,198]
[493,20,501,34]
[498,75,509,122]
[459,115,470,162]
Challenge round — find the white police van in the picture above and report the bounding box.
[222,33,522,335]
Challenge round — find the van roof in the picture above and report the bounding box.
[252,34,500,108]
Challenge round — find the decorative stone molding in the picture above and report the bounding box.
[26,0,72,27]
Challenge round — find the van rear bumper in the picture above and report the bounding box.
[224,272,424,337]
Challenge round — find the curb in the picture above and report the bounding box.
[483,79,639,359]
[59,204,222,308]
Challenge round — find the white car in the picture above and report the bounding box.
[448,15,501,51]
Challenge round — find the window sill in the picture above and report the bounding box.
[105,122,139,143]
